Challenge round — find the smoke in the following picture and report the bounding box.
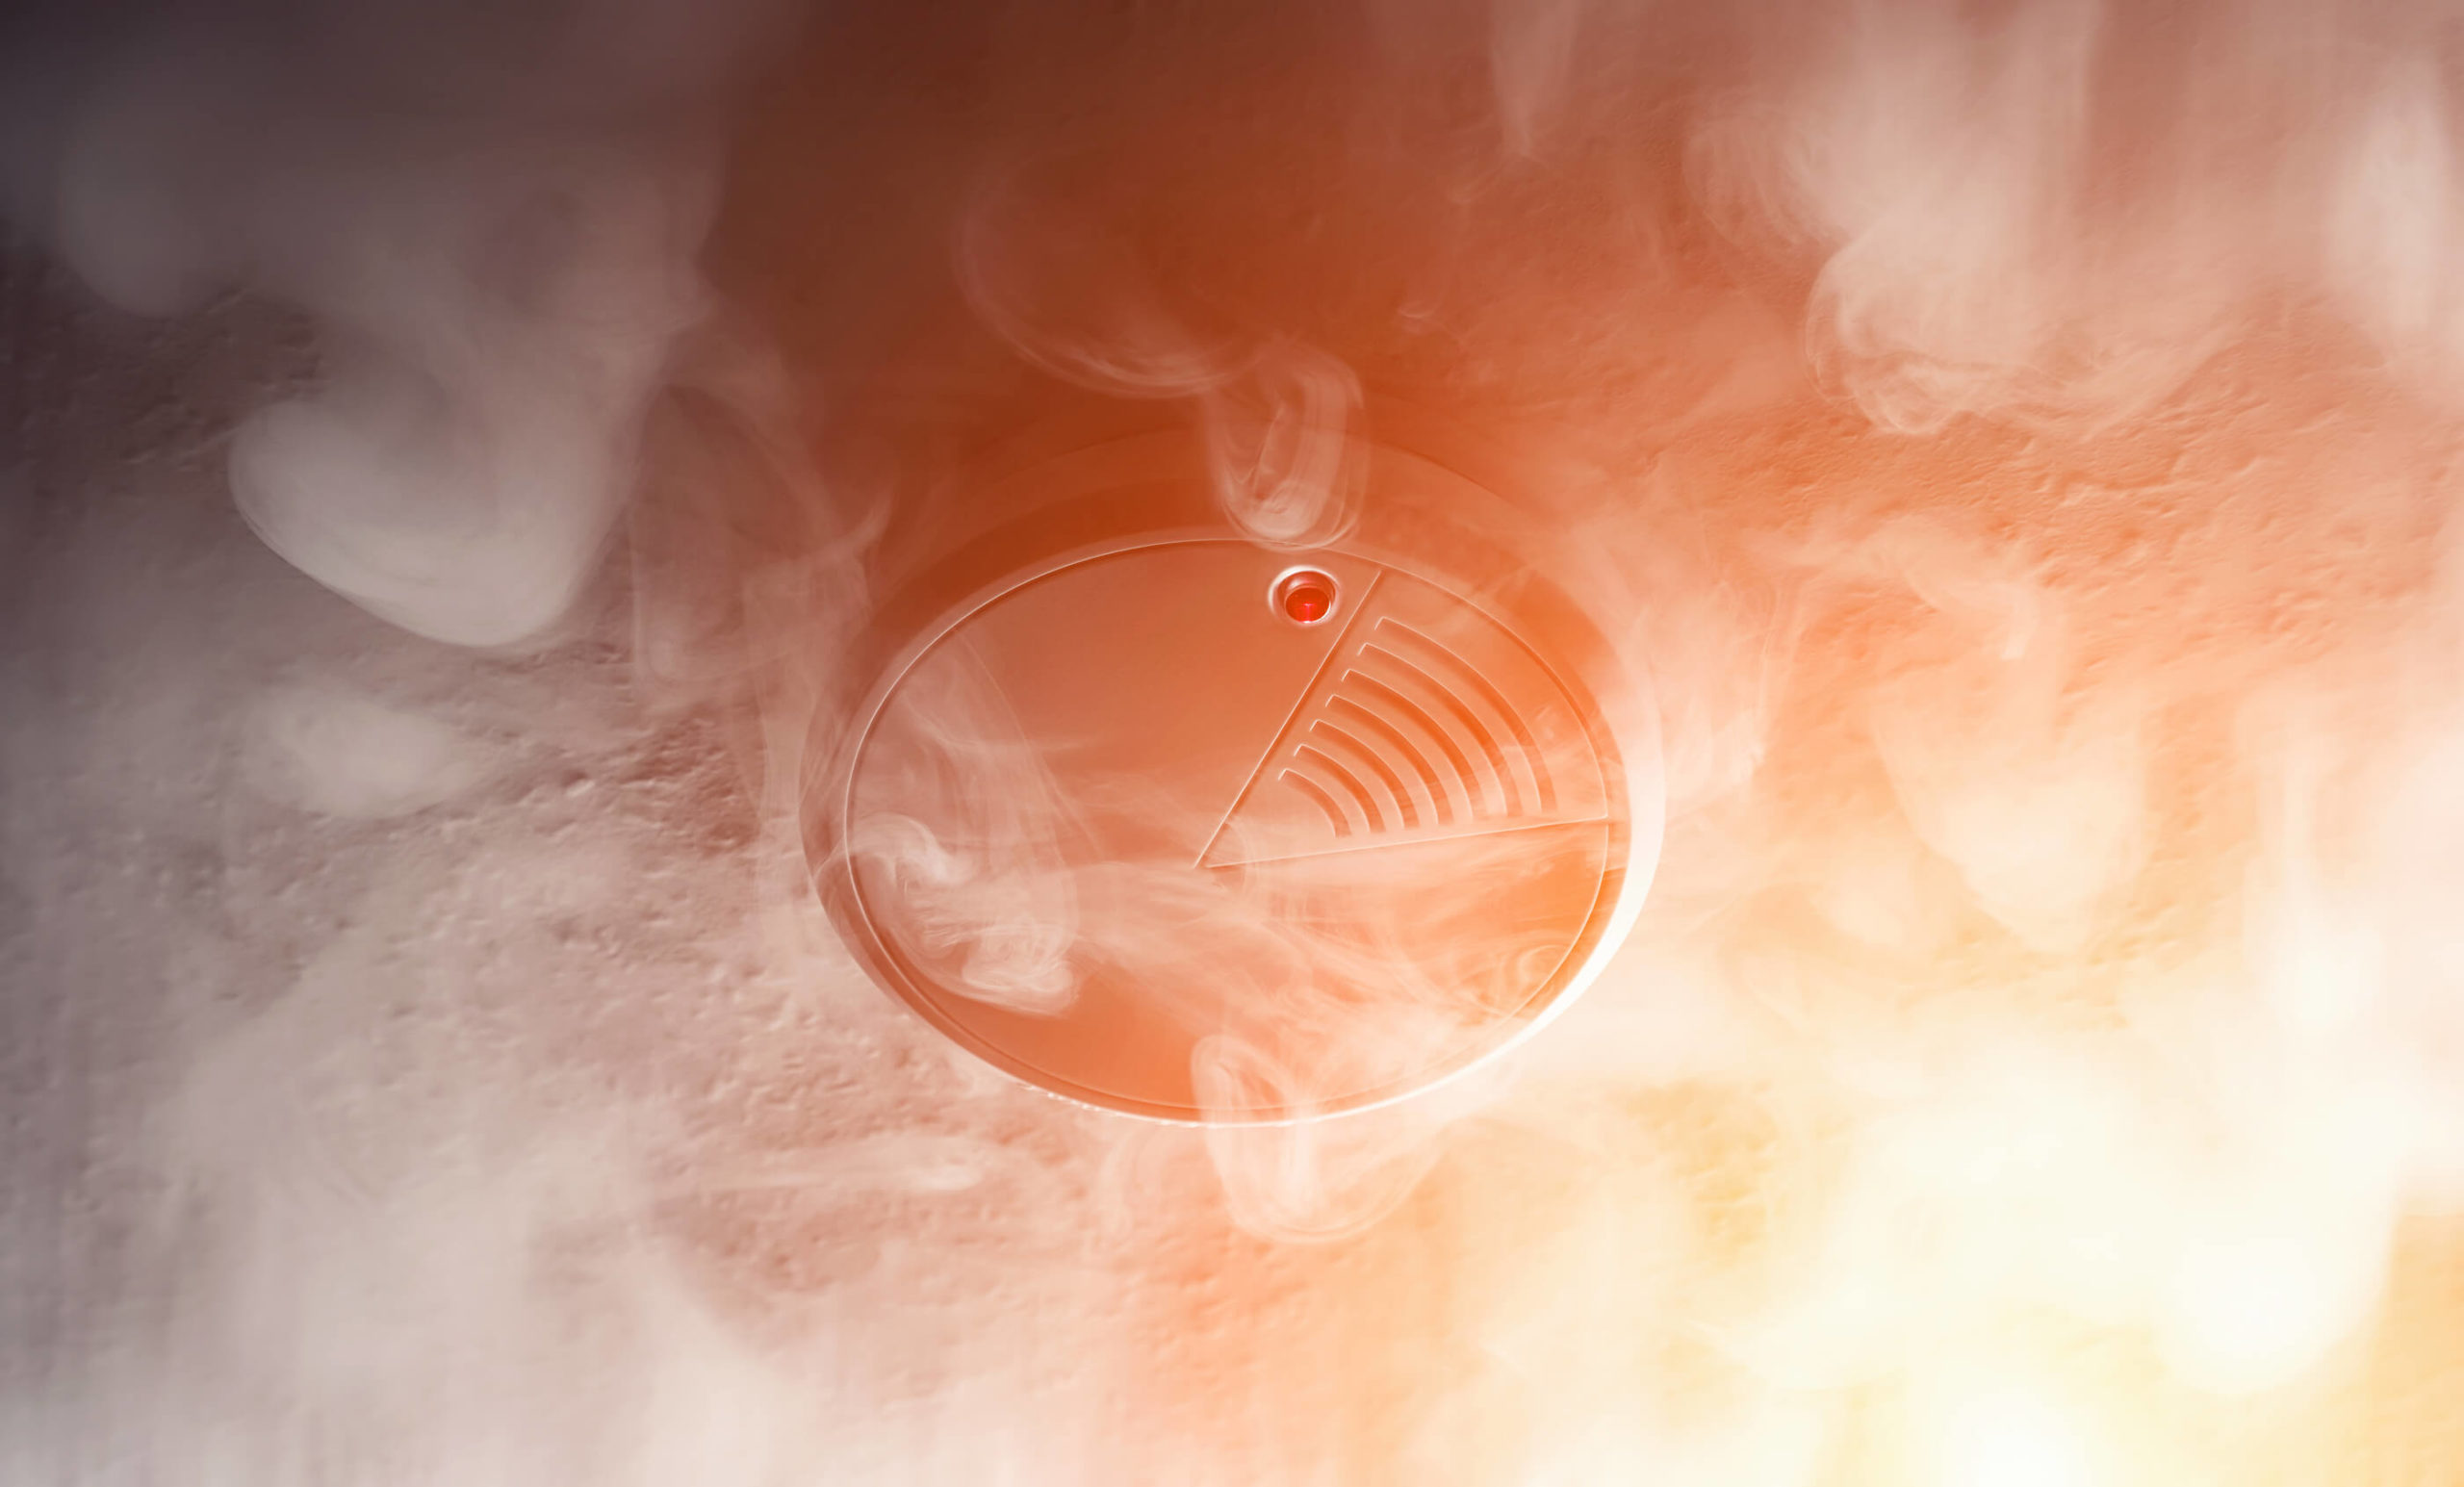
[42,4,747,649]
[846,650,1082,1013]
[957,167,1364,546]
[1689,0,2464,433]
[11,0,2464,1482]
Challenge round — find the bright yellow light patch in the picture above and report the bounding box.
[1928,1378,2097,1487]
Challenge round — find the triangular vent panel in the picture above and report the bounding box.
[1200,571,1609,868]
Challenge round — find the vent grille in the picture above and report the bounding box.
[1202,585,1608,867]
[1276,619,1562,838]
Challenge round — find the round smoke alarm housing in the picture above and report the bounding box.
[807,433,1661,1122]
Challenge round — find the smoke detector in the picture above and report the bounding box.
[806,432,1660,1121]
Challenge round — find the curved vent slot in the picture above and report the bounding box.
[1199,578,1604,869]
[1309,719,1421,830]
[1287,744,1387,834]
[1272,621,1553,828]
[1325,696,1450,826]
[1375,620,1557,813]
[1276,767,1353,838]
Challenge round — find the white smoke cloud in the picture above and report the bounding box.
[956,167,1365,546]
[43,4,757,648]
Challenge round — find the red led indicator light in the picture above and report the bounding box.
[1271,568,1340,626]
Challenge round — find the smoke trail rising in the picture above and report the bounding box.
[38,2,763,649]
[957,167,1364,545]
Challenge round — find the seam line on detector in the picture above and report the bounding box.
[1194,567,1386,867]
[1202,811,1611,870]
